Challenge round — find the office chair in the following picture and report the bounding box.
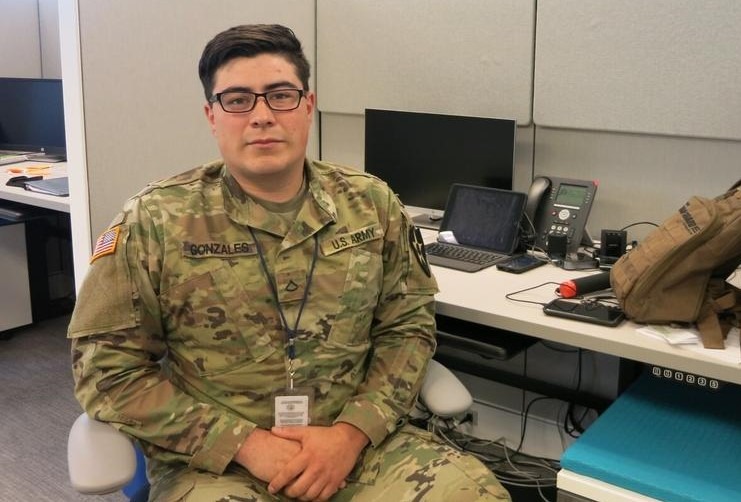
[67,359,472,499]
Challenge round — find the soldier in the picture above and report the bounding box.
[69,24,510,501]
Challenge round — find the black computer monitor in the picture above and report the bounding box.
[0,77,66,156]
[364,109,516,228]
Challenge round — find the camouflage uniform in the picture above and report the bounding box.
[69,159,510,501]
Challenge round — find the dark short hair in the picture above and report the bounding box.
[198,24,311,100]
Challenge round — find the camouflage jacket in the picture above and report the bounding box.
[68,159,438,475]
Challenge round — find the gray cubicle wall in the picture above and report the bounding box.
[0,0,43,77]
[317,0,535,123]
[317,0,537,194]
[532,0,741,241]
[0,0,61,78]
[317,0,741,242]
[75,0,317,240]
[534,0,741,141]
[38,0,62,78]
[0,0,41,77]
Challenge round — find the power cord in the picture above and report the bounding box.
[427,419,560,502]
[620,221,659,232]
[415,336,604,501]
[504,281,562,307]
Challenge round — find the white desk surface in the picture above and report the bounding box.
[1,160,70,213]
[420,229,741,385]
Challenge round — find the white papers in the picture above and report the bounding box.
[638,325,700,345]
[638,324,741,365]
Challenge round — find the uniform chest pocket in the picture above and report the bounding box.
[161,263,277,374]
[321,246,382,346]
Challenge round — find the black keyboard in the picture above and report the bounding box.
[425,242,506,267]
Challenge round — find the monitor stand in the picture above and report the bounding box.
[412,212,443,230]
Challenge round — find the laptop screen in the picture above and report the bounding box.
[440,184,526,253]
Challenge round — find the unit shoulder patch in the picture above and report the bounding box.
[409,226,431,277]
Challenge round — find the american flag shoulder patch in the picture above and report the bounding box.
[90,226,121,263]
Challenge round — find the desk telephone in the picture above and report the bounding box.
[524,176,598,254]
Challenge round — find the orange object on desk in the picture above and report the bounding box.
[5,165,50,175]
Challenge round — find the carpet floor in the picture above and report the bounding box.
[0,314,125,501]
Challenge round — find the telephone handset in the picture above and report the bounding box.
[524,176,598,254]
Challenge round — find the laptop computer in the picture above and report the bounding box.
[425,184,527,272]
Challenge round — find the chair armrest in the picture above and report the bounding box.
[67,412,138,494]
[420,359,473,418]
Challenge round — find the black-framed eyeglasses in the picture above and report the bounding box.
[208,88,305,113]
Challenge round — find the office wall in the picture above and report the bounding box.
[319,0,741,243]
[532,0,741,242]
[38,0,62,78]
[0,0,60,78]
[73,0,317,242]
[534,0,741,140]
[317,0,535,124]
[317,0,537,194]
[0,0,42,76]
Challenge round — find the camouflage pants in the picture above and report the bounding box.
[149,424,510,501]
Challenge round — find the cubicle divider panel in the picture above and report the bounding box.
[317,0,536,125]
[534,0,741,140]
[76,0,317,240]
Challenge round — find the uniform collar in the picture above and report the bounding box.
[221,160,337,244]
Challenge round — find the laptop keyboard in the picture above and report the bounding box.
[0,154,27,166]
[425,242,506,267]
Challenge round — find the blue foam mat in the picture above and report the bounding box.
[561,373,741,502]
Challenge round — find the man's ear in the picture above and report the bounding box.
[304,91,316,119]
[204,103,216,134]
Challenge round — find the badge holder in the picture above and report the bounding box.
[273,340,315,427]
[273,387,315,427]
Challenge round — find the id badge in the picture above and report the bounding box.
[273,387,315,427]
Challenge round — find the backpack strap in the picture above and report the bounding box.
[695,278,741,349]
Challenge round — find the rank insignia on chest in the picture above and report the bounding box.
[90,226,120,263]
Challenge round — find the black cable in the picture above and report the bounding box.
[564,403,581,437]
[564,402,594,437]
[560,348,598,438]
[517,350,528,451]
[515,347,557,454]
[619,221,659,231]
[562,349,583,437]
[516,396,558,453]
[567,404,592,436]
[505,282,562,306]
